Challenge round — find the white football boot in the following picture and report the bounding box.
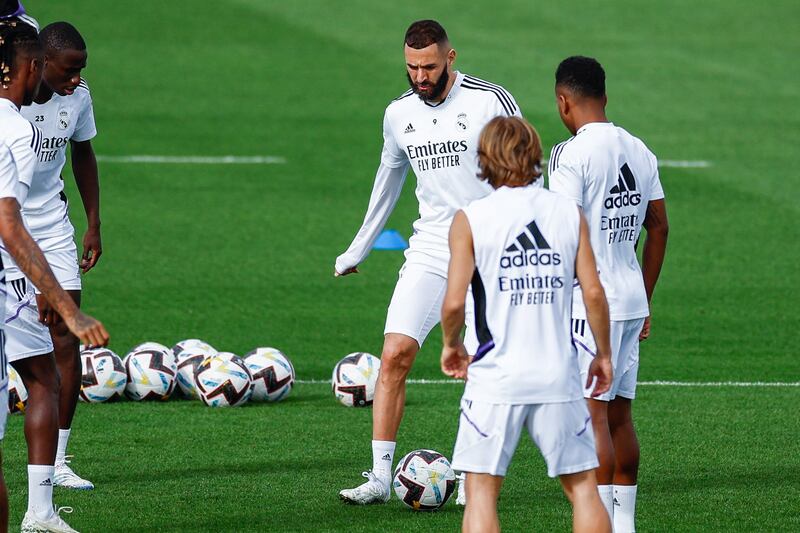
[338,471,391,505]
[456,472,466,505]
[53,457,94,490]
[20,506,79,533]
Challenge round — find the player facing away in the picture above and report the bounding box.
[547,56,669,533]
[441,116,613,533]
[0,19,109,533]
[2,20,102,492]
[335,20,521,505]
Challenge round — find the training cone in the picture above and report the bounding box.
[373,229,408,250]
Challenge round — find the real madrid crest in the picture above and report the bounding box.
[456,112,468,131]
[58,109,69,130]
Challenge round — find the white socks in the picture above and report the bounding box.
[55,428,71,466]
[371,440,396,486]
[27,465,54,519]
[598,484,614,523]
[613,484,637,533]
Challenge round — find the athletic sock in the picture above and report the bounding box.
[27,465,54,519]
[598,484,614,524]
[55,428,71,466]
[613,484,637,533]
[371,440,396,486]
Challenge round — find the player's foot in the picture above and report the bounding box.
[338,471,391,505]
[20,506,79,533]
[54,457,94,490]
[456,472,466,505]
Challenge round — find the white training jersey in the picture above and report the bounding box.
[335,71,522,276]
[548,122,664,321]
[461,185,583,404]
[19,78,96,238]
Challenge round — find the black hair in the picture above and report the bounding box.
[0,1,21,18]
[404,19,448,49]
[40,21,85,52]
[555,56,605,99]
[0,18,39,89]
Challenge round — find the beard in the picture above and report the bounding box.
[406,68,449,104]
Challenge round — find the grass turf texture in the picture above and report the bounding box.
[3,0,798,530]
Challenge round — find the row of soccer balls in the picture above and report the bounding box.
[6,341,384,411]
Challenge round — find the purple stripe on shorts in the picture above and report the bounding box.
[460,409,489,438]
[576,415,591,437]
[5,299,30,324]
[571,337,596,358]
[471,340,495,363]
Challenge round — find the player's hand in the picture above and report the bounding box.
[639,316,651,341]
[334,266,359,277]
[35,293,61,326]
[80,226,103,273]
[63,310,109,349]
[587,354,612,397]
[441,343,470,380]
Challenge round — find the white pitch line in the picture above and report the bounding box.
[297,379,799,387]
[96,155,287,164]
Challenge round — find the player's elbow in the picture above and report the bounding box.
[441,297,465,321]
[582,283,607,310]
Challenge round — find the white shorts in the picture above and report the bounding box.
[452,398,598,478]
[572,318,645,401]
[0,329,7,440]
[384,262,477,350]
[4,222,81,291]
[4,278,54,361]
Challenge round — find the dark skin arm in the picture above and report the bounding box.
[639,198,669,340]
[70,139,101,273]
[0,197,108,348]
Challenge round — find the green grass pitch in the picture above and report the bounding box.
[3,0,798,531]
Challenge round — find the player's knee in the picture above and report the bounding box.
[380,342,416,379]
[50,320,76,343]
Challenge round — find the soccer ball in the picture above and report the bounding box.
[7,365,27,414]
[123,346,177,401]
[131,341,171,353]
[171,338,217,358]
[175,344,219,399]
[331,352,380,407]
[194,355,253,407]
[393,449,456,511]
[215,351,238,361]
[244,347,295,402]
[80,348,126,403]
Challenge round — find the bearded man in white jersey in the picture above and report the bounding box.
[3,21,102,493]
[336,20,521,505]
[0,19,109,533]
[548,56,669,533]
[441,116,613,533]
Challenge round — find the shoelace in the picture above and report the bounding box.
[56,506,74,517]
[360,471,378,482]
[63,455,74,465]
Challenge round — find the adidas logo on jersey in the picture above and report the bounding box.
[605,163,641,209]
[404,123,415,134]
[500,220,562,268]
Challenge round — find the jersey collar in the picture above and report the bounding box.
[423,71,464,108]
[0,97,19,112]
[577,121,614,135]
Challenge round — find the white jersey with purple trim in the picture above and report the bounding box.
[548,122,664,321]
[461,185,583,404]
[335,71,522,277]
[17,78,96,239]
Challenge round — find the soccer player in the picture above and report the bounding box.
[335,19,521,505]
[0,18,109,533]
[441,115,612,533]
[3,20,101,492]
[548,56,669,532]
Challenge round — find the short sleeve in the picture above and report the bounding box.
[547,144,584,207]
[72,86,97,142]
[649,155,665,201]
[380,110,407,168]
[0,144,20,199]
[8,122,39,189]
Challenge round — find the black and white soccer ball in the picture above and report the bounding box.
[123,345,177,401]
[331,352,380,407]
[7,365,27,414]
[393,449,456,511]
[80,348,126,403]
[175,343,219,399]
[171,338,217,358]
[194,354,253,407]
[244,347,295,402]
